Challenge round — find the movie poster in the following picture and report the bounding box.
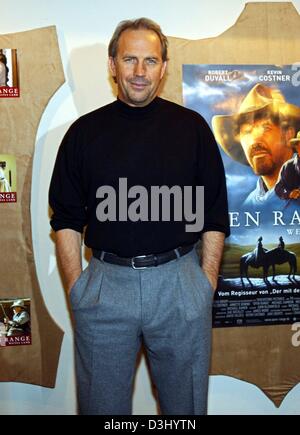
[0,49,19,98]
[0,298,31,347]
[183,65,300,328]
[0,155,17,203]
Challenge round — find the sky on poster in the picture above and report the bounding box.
[183,65,300,246]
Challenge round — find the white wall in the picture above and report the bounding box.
[1,0,300,415]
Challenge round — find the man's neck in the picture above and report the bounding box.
[117,95,157,108]
[261,169,281,191]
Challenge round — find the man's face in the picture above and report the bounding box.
[295,141,300,155]
[239,118,294,176]
[109,29,167,107]
[13,307,22,314]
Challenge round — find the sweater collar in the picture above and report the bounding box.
[115,97,161,119]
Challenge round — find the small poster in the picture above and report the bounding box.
[0,49,20,98]
[0,298,31,347]
[0,155,17,203]
[183,64,300,328]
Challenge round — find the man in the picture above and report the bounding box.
[278,236,285,250]
[4,300,30,337]
[254,236,264,263]
[212,84,300,208]
[0,53,8,87]
[275,131,300,201]
[49,18,229,415]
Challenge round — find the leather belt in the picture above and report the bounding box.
[92,244,195,270]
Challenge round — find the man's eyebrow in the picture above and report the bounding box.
[121,54,160,59]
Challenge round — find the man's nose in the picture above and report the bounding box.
[252,125,265,140]
[134,61,146,76]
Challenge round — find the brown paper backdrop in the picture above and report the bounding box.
[161,2,300,407]
[0,27,65,387]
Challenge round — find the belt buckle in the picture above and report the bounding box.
[131,255,148,270]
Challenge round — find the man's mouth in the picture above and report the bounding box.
[250,147,270,160]
[130,81,149,90]
[252,151,269,158]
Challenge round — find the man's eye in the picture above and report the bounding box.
[124,58,135,63]
[242,127,252,134]
[263,125,272,132]
[146,58,157,65]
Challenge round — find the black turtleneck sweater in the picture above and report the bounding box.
[49,97,230,257]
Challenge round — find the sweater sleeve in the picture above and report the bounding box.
[197,117,230,237]
[49,122,88,233]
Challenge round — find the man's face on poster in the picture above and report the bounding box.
[239,117,294,176]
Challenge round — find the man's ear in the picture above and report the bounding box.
[160,61,167,80]
[108,56,116,77]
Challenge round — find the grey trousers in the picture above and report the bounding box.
[70,246,214,415]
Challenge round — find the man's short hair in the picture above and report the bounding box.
[108,17,168,62]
